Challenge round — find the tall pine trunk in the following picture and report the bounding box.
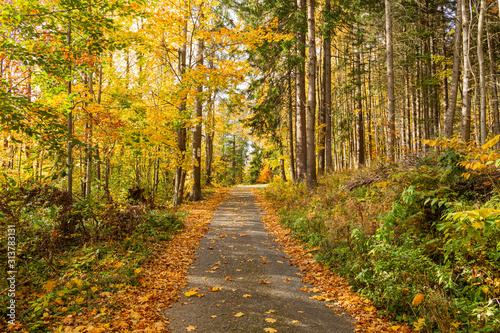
[477,0,486,145]
[324,0,333,172]
[296,0,307,183]
[461,0,471,142]
[306,0,317,189]
[385,0,395,161]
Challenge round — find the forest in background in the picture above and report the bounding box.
[2,0,500,202]
[2,0,500,331]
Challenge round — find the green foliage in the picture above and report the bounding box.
[264,156,500,332]
[247,144,264,184]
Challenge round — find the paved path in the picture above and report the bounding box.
[164,187,354,332]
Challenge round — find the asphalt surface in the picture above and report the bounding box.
[164,186,354,332]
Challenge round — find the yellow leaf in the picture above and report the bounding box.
[471,221,484,229]
[413,318,426,331]
[186,325,197,331]
[75,296,84,303]
[234,312,244,317]
[364,306,375,312]
[412,293,424,306]
[243,294,252,298]
[264,328,277,333]
[211,315,217,318]
[482,134,500,149]
[44,280,57,293]
[184,291,198,297]
[450,322,461,328]
[266,310,275,314]
[265,318,277,323]
[390,325,401,331]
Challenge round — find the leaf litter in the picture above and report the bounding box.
[51,188,229,332]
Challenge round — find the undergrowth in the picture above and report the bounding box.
[0,184,195,332]
[264,145,500,332]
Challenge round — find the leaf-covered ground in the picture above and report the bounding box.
[4,188,229,333]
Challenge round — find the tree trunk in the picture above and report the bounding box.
[478,0,486,145]
[324,0,333,172]
[461,0,471,143]
[67,18,73,195]
[306,0,317,189]
[205,92,215,187]
[173,25,188,207]
[385,0,395,161]
[288,71,296,182]
[356,33,365,167]
[487,17,500,141]
[296,0,307,183]
[191,36,204,201]
[317,46,325,176]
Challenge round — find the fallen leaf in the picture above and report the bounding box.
[44,280,57,292]
[184,291,198,297]
[209,287,222,292]
[266,310,275,314]
[186,325,197,331]
[211,315,217,318]
[264,328,277,333]
[259,279,270,284]
[265,318,277,323]
[234,312,244,317]
[412,293,424,307]
[243,294,252,298]
[285,278,290,281]
[225,276,232,281]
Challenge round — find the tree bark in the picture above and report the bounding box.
[288,71,296,182]
[306,0,317,189]
[67,18,73,195]
[385,0,395,161]
[461,0,471,143]
[173,25,188,207]
[191,36,204,201]
[356,31,365,167]
[296,0,307,183]
[324,0,332,172]
[487,17,500,141]
[478,0,486,145]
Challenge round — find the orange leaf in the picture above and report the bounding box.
[412,293,424,306]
